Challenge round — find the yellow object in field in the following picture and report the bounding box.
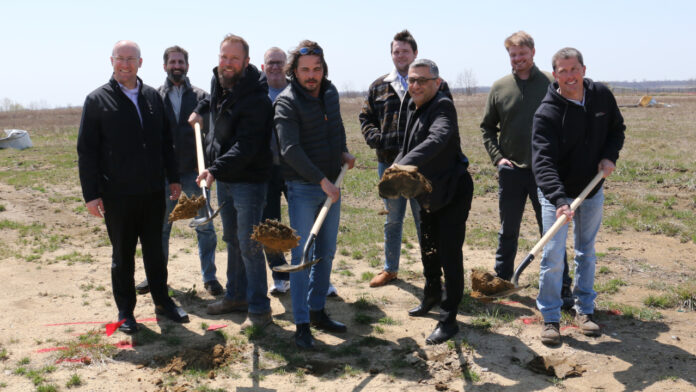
[639,95,653,107]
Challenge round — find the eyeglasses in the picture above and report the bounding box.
[299,47,322,56]
[266,61,284,68]
[113,56,139,63]
[407,77,437,85]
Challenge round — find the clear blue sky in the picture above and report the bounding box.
[3,0,694,108]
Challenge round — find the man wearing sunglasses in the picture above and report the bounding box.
[77,40,188,334]
[189,34,274,330]
[393,59,473,345]
[359,30,450,289]
[274,40,356,348]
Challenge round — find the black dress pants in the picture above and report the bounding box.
[103,191,171,317]
[419,172,474,324]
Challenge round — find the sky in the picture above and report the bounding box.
[3,0,695,108]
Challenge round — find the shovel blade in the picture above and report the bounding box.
[189,201,226,228]
[477,284,528,299]
[272,258,321,273]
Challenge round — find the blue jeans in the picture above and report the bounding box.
[537,187,604,323]
[286,181,341,324]
[217,181,270,314]
[163,173,218,283]
[378,162,421,273]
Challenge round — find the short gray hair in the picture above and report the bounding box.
[409,58,439,78]
[552,47,584,71]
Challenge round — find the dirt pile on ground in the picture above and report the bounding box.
[168,194,205,223]
[251,219,300,253]
[470,270,516,297]
[527,354,586,378]
[160,343,244,375]
[378,164,432,200]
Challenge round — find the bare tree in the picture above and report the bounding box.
[456,69,477,96]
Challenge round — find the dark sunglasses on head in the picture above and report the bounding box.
[299,47,322,55]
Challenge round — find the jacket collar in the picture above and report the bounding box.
[290,77,330,101]
[513,64,543,82]
[162,76,192,94]
[109,76,143,94]
[385,68,407,100]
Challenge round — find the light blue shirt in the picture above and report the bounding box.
[396,73,408,91]
[118,79,142,125]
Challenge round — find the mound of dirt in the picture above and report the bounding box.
[470,270,515,297]
[160,343,244,375]
[168,194,205,223]
[251,219,300,253]
[527,354,586,379]
[378,164,432,200]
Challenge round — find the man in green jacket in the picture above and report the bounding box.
[480,31,572,305]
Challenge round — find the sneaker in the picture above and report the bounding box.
[369,270,398,287]
[241,311,273,329]
[270,280,290,295]
[206,298,248,315]
[326,283,338,297]
[575,313,601,336]
[204,280,224,296]
[561,284,574,311]
[541,322,561,345]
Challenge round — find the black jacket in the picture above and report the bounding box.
[158,77,209,175]
[77,77,178,202]
[195,64,273,183]
[532,78,625,209]
[395,91,469,212]
[274,78,348,184]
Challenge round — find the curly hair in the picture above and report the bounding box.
[284,40,328,79]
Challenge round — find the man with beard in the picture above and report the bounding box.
[393,59,473,345]
[359,30,450,288]
[480,31,573,308]
[274,40,356,348]
[189,34,274,329]
[135,46,221,297]
[77,40,189,334]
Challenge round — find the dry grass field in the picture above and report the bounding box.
[0,93,695,391]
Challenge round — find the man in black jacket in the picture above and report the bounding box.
[77,40,189,334]
[274,40,356,348]
[394,59,474,345]
[135,46,221,297]
[190,34,274,329]
[532,47,625,345]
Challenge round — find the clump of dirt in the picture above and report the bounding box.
[168,193,205,223]
[378,164,432,200]
[527,354,586,378]
[159,343,244,375]
[251,219,300,253]
[470,270,515,297]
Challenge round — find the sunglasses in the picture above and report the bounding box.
[299,47,322,56]
[407,77,437,85]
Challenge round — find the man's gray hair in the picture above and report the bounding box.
[552,47,584,71]
[409,58,439,78]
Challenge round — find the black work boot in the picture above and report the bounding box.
[408,281,441,317]
[561,284,574,311]
[310,309,347,332]
[295,323,314,349]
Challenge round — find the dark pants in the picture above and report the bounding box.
[262,164,289,281]
[419,172,474,324]
[103,191,172,318]
[495,165,571,287]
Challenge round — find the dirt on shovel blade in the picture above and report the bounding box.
[470,270,515,298]
[251,219,300,253]
[168,194,206,223]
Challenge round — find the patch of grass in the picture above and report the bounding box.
[463,366,480,382]
[598,301,663,321]
[378,316,397,325]
[57,330,117,362]
[471,306,515,330]
[0,204,5,212]
[195,386,226,392]
[352,294,376,310]
[36,385,58,392]
[373,325,385,334]
[597,266,611,275]
[66,373,82,388]
[18,357,30,365]
[0,348,7,360]
[644,294,679,309]
[360,271,375,282]
[354,313,374,325]
[340,364,360,378]
[465,225,498,249]
[56,251,94,264]
[242,325,265,339]
[594,278,627,294]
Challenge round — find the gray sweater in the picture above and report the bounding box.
[274,78,348,184]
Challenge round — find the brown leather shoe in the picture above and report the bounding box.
[575,313,601,336]
[206,298,248,315]
[369,271,398,287]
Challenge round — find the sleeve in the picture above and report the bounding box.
[480,89,504,165]
[76,95,102,203]
[601,92,626,163]
[274,97,325,184]
[208,97,272,178]
[397,101,457,168]
[532,109,567,208]
[358,85,382,149]
[159,97,180,184]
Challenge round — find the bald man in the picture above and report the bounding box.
[77,40,189,334]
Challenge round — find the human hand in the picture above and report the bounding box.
[169,183,182,200]
[496,158,513,168]
[342,152,356,170]
[188,112,203,129]
[86,198,105,218]
[196,170,215,188]
[320,177,340,203]
[598,159,616,178]
[556,204,573,224]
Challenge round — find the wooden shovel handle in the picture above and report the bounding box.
[194,122,207,189]
[309,164,349,237]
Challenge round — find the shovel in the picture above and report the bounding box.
[480,171,605,298]
[189,122,225,228]
[273,163,349,273]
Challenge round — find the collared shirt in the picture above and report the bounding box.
[167,84,184,123]
[558,88,586,107]
[396,72,408,91]
[118,79,142,125]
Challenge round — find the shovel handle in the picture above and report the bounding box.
[309,164,349,237]
[194,122,208,189]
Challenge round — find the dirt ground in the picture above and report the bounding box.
[1,103,696,391]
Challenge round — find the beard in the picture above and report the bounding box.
[218,68,243,89]
[167,69,186,83]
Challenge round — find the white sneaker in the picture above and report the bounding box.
[327,283,338,297]
[270,280,290,295]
